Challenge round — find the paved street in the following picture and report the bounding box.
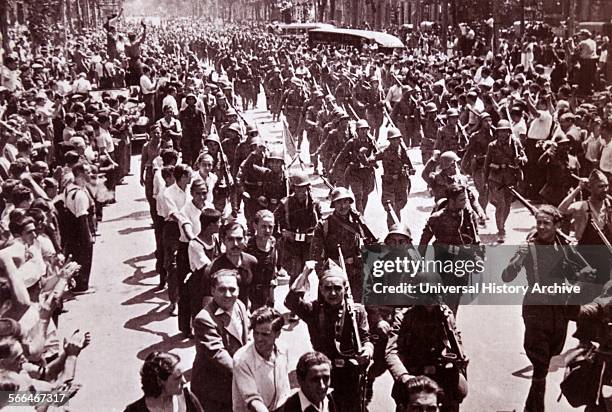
[58,99,582,411]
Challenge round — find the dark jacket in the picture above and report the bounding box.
[124,388,204,412]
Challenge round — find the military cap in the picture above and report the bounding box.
[387,127,402,139]
[560,112,575,121]
[185,93,197,101]
[290,172,310,187]
[320,259,348,282]
[291,77,302,86]
[215,92,226,100]
[479,112,491,120]
[246,124,258,135]
[330,187,354,204]
[226,108,238,116]
[554,134,571,145]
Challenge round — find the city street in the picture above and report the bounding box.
[59,100,581,412]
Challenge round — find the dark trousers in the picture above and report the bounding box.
[177,241,191,334]
[66,239,94,292]
[331,362,363,412]
[153,213,166,285]
[162,222,181,304]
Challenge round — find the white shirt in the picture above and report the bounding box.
[297,390,330,412]
[162,94,179,116]
[511,118,527,140]
[188,237,214,272]
[193,171,217,205]
[156,186,170,218]
[385,84,403,105]
[65,184,92,218]
[72,77,92,94]
[232,342,291,412]
[164,183,189,220]
[179,201,202,243]
[140,74,156,95]
[527,110,553,140]
[152,168,165,200]
[600,139,612,173]
[96,128,115,153]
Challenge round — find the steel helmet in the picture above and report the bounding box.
[226,108,238,117]
[425,102,438,112]
[356,119,370,129]
[338,110,350,120]
[227,122,242,134]
[387,127,402,139]
[246,124,258,135]
[446,108,459,117]
[385,223,412,242]
[290,172,310,187]
[495,120,512,131]
[204,133,221,145]
[439,151,460,169]
[330,187,354,204]
[267,147,284,161]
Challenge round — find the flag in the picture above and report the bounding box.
[282,118,297,161]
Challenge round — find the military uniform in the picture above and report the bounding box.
[436,124,464,155]
[264,68,283,120]
[274,193,322,280]
[310,210,371,302]
[502,232,588,412]
[421,116,438,164]
[332,137,377,214]
[321,125,350,184]
[365,86,385,139]
[375,130,414,228]
[463,128,494,211]
[386,305,468,412]
[280,85,307,138]
[179,104,205,167]
[419,206,481,315]
[391,95,421,148]
[334,80,353,108]
[285,287,371,411]
[236,151,267,229]
[304,104,323,171]
[484,135,525,237]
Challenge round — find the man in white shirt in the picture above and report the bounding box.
[161,86,179,117]
[275,351,335,412]
[232,307,291,412]
[140,65,157,123]
[162,164,191,315]
[176,179,213,337]
[577,29,598,95]
[72,73,92,94]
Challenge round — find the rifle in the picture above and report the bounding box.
[569,174,612,252]
[440,306,469,376]
[211,123,234,189]
[384,200,401,226]
[507,186,595,270]
[337,245,368,412]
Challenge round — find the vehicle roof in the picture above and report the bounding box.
[309,28,405,48]
[278,22,335,29]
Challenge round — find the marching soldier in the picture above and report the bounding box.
[310,187,376,302]
[375,127,415,228]
[232,124,259,178]
[220,122,243,175]
[419,183,483,316]
[435,108,464,155]
[304,90,325,173]
[203,133,233,214]
[285,261,373,412]
[423,151,486,222]
[210,92,229,133]
[461,112,494,213]
[264,66,283,121]
[364,223,419,404]
[352,76,370,119]
[279,77,307,141]
[420,102,439,164]
[274,172,321,283]
[502,205,595,412]
[320,110,351,184]
[365,77,385,140]
[484,119,527,243]
[386,272,468,412]
[178,93,205,167]
[391,85,420,149]
[334,74,353,108]
[331,119,378,214]
[260,147,288,213]
[236,136,268,232]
